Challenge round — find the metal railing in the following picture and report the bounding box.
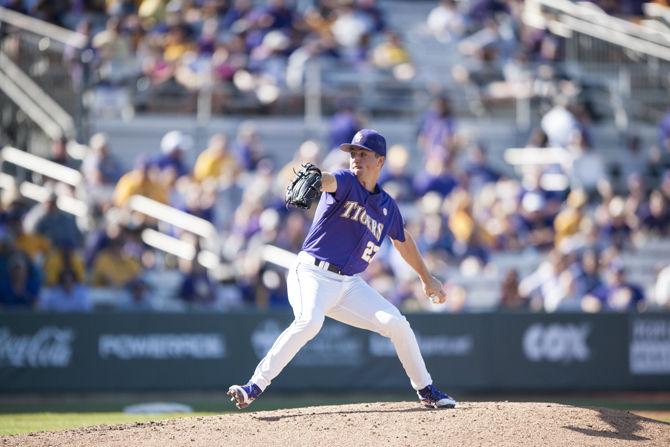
[0,143,301,290]
[0,51,75,138]
[644,2,670,27]
[524,0,670,61]
[0,66,63,142]
[523,0,670,123]
[0,7,86,49]
[0,146,87,217]
[0,6,87,140]
[0,145,227,273]
[126,194,222,269]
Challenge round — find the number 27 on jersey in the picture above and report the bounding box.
[361,241,380,263]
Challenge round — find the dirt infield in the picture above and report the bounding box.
[3,401,670,447]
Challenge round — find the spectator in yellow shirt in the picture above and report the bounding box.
[555,189,588,247]
[113,158,169,207]
[91,237,142,287]
[449,189,493,245]
[193,133,238,183]
[372,31,411,69]
[43,244,86,287]
[164,24,194,62]
[7,216,50,261]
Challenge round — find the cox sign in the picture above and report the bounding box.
[523,323,590,363]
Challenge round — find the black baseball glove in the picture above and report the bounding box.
[285,163,322,209]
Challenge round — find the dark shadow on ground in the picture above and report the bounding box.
[564,407,670,441]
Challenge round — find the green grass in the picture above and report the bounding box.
[0,412,214,436]
[0,392,406,414]
[2,392,669,436]
[633,412,670,424]
[0,393,406,436]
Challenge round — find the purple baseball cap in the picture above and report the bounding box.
[339,129,386,157]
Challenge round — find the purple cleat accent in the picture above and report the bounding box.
[227,382,262,409]
[417,384,456,409]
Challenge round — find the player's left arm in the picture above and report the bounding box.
[391,229,447,303]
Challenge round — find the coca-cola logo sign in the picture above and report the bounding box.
[0,327,74,368]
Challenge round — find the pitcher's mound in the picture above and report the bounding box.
[4,402,670,447]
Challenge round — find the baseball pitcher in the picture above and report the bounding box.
[228,129,456,409]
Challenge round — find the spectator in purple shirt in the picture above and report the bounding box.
[515,191,555,250]
[599,196,633,249]
[178,182,217,224]
[413,154,458,198]
[358,0,387,33]
[379,144,416,203]
[618,0,645,16]
[462,143,500,192]
[588,262,644,311]
[658,109,670,157]
[152,130,193,179]
[258,0,298,31]
[0,248,41,309]
[466,0,509,27]
[571,249,603,299]
[639,190,670,235]
[48,136,79,171]
[30,192,84,249]
[179,259,217,307]
[417,95,457,159]
[328,101,365,151]
[82,133,124,187]
[222,0,253,29]
[197,18,219,56]
[584,0,644,16]
[233,121,266,171]
[1,0,27,14]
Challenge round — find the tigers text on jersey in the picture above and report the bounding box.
[301,169,405,275]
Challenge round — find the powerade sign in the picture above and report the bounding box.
[99,333,227,360]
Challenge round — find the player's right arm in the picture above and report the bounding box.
[392,229,447,304]
[321,172,337,193]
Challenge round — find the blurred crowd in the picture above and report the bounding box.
[1,0,666,118]
[1,0,669,313]
[1,0,414,114]
[1,94,670,313]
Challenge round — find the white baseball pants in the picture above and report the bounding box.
[250,251,432,391]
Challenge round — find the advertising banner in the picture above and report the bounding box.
[628,316,670,389]
[489,313,630,390]
[0,312,668,392]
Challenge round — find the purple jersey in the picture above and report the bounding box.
[302,169,406,275]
